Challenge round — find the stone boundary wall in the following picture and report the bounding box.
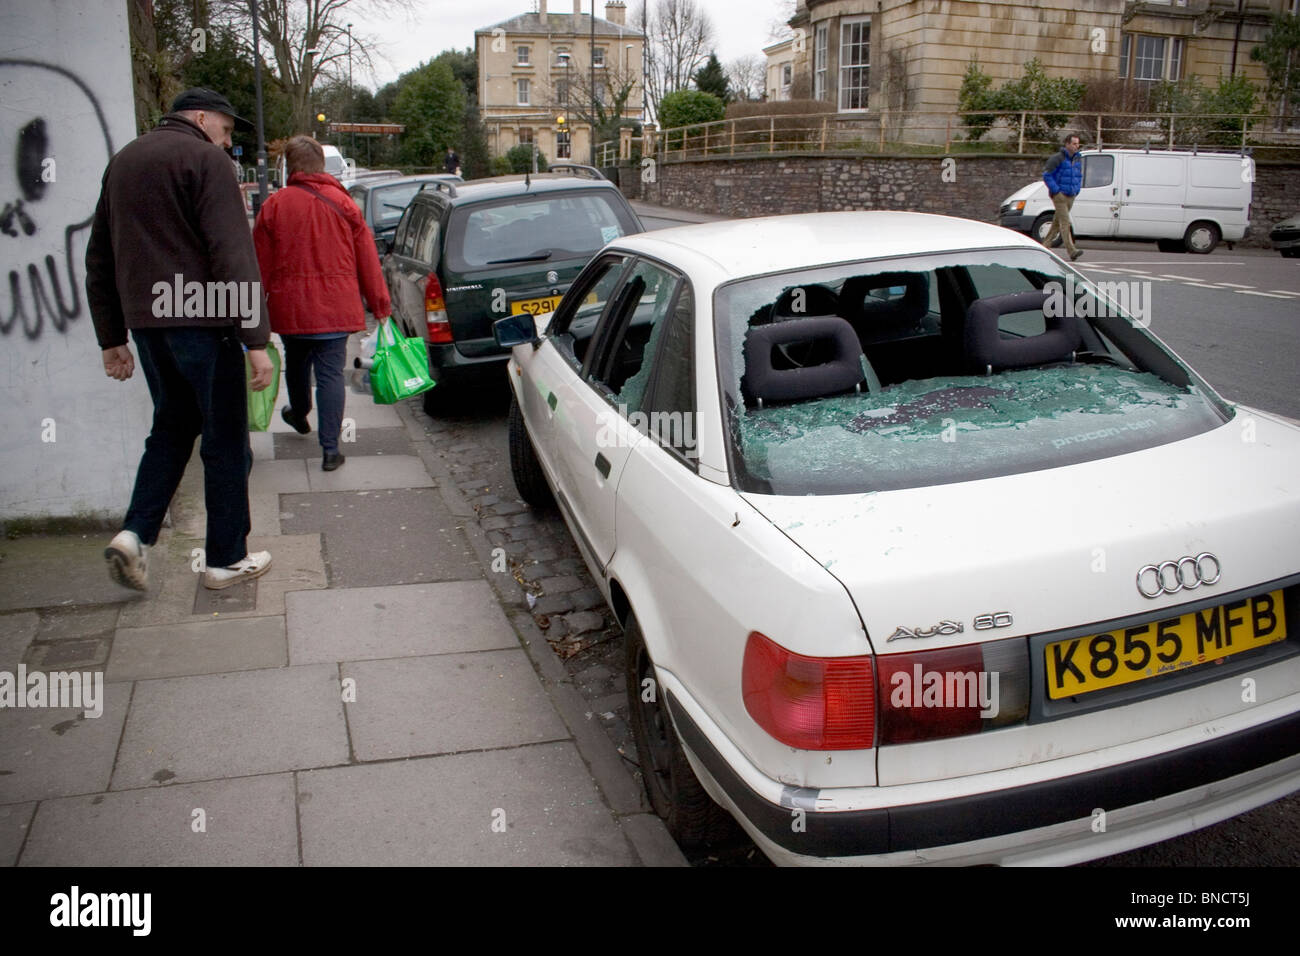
[620,154,1299,248]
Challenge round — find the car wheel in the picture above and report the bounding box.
[1156,238,1185,253]
[421,385,447,416]
[1280,248,1299,259]
[507,394,554,508]
[1031,213,1055,245]
[625,615,730,849]
[1184,221,1221,254]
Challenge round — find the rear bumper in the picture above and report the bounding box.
[426,339,509,386]
[668,691,1300,864]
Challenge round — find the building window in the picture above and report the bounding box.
[593,47,605,68]
[556,79,569,106]
[814,23,828,101]
[516,45,530,66]
[517,78,530,105]
[557,129,571,159]
[781,63,792,91]
[554,47,569,67]
[839,16,870,111]
[594,80,606,106]
[519,127,534,145]
[1121,34,1184,83]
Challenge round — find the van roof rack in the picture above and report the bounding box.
[548,163,605,181]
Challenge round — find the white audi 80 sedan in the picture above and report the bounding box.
[493,211,1300,866]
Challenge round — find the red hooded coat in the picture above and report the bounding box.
[253,171,391,334]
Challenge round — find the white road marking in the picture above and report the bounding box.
[1266,290,1300,297]
[1217,282,1255,288]
[1234,290,1294,298]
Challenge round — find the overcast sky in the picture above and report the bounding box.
[344,0,793,89]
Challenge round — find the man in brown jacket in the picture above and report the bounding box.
[87,88,275,591]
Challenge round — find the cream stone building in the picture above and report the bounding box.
[475,1,645,165]
[782,0,1294,118]
[764,37,796,102]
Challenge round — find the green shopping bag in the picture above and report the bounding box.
[370,319,436,405]
[245,341,281,432]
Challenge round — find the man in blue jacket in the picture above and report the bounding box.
[1042,133,1084,261]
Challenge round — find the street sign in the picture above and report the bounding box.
[328,123,405,135]
[232,145,243,156]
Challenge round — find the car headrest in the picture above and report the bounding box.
[772,284,840,320]
[742,316,864,406]
[839,273,929,333]
[964,290,1082,373]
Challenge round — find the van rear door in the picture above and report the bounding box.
[1117,153,1186,238]
[1186,155,1251,241]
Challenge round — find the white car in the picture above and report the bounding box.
[495,211,1300,866]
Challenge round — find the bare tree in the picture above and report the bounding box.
[543,58,643,152]
[212,0,405,134]
[767,0,798,43]
[631,0,716,121]
[726,55,766,102]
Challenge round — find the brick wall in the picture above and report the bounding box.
[630,153,1299,248]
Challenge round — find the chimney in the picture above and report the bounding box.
[539,0,547,25]
[572,0,581,15]
[605,1,626,25]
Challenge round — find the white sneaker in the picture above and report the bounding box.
[203,551,272,590]
[105,530,149,591]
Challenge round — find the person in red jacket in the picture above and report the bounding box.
[253,136,393,470]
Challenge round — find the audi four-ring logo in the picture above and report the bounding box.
[1136,552,1222,598]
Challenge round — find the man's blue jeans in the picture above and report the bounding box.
[124,328,252,568]
[282,334,348,455]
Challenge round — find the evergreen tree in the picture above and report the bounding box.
[692,53,731,104]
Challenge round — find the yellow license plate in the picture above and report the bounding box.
[1046,590,1287,699]
[510,295,562,316]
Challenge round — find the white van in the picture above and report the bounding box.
[999,148,1253,253]
[275,143,350,186]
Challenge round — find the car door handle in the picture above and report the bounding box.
[594,452,611,479]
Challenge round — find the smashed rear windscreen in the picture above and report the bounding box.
[714,248,1229,494]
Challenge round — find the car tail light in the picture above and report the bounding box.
[742,631,874,750]
[875,637,1029,745]
[425,273,452,344]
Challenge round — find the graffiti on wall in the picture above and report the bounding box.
[1,60,115,340]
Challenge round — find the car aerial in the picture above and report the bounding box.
[495,210,1300,866]
[348,173,463,253]
[1270,213,1300,258]
[383,164,643,409]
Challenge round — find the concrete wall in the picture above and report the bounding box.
[634,152,1298,247]
[1,0,152,522]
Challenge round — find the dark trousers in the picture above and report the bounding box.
[282,334,348,454]
[124,328,251,568]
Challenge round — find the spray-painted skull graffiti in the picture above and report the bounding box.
[0,60,114,339]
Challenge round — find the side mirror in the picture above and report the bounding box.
[494,313,538,349]
[376,236,392,255]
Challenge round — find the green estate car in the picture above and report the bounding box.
[381,165,643,410]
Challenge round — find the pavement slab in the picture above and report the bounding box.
[274,426,412,461]
[0,682,131,804]
[248,458,309,495]
[107,615,287,682]
[305,454,435,493]
[297,742,635,866]
[286,580,516,664]
[0,535,143,612]
[280,488,477,588]
[18,773,299,866]
[0,803,34,867]
[35,604,119,642]
[342,649,568,761]
[0,612,39,670]
[111,664,348,790]
[116,533,325,628]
